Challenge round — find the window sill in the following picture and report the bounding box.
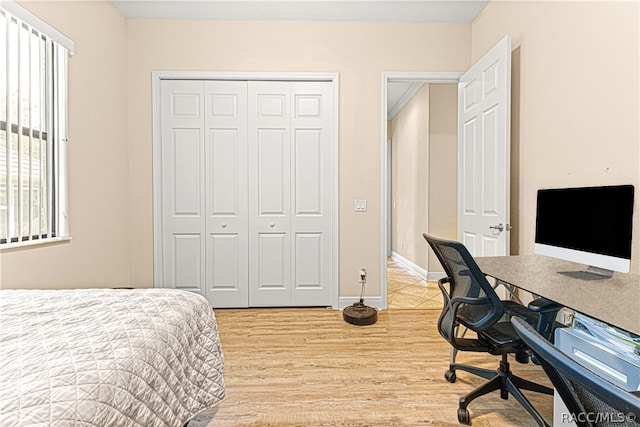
[0,237,72,251]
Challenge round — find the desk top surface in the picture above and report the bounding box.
[476,254,640,336]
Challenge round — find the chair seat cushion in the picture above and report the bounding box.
[456,301,541,350]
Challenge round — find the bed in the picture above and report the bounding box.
[0,288,225,426]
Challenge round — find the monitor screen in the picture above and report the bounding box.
[535,185,634,276]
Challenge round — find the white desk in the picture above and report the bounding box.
[475,254,640,336]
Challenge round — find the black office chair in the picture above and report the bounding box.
[512,316,640,427]
[423,234,562,426]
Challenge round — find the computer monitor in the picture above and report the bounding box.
[535,185,635,279]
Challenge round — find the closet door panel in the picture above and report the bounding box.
[257,129,287,215]
[257,233,288,288]
[172,233,202,291]
[172,129,203,216]
[205,81,249,308]
[294,232,323,288]
[161,80,206,295]
[209,233,239,288]
[249,82,291,306]
[290,82,333,306]
[293,129,322,215]
[209,129,239,214]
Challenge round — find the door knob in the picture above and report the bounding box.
[269,222,275,228]
[489,223,511,232]
[221,222,227,228]
[490,223,504,232]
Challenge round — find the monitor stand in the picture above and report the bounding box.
[559,265,614,281]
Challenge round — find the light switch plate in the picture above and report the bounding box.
[355,199,367,212]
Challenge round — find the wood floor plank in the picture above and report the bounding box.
[204,308,554,426]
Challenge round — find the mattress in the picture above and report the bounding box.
[0,288,225,426]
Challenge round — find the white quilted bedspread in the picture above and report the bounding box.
[0,289,225,427]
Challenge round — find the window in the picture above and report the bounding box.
[1,2,73,247]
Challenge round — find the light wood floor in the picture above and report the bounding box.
[203,308,554,426]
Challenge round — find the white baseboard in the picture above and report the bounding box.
[426,271,445,281]
[390,251,444,282]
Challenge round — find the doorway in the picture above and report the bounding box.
[382,37,514,308]
[382,72,461,309]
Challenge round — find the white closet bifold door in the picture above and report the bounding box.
[160,80,207,297]
[159,79,333,308]
[204,81,249,307]
[248,81,292,306]
[248,81,333,307]
[289,82,334,306]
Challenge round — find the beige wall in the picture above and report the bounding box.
[125,20,471,297]
[1,1,130,288]
[0,3,471,297]
[390,85,430,270]
[472,1,640,273]
[6,0,635,296]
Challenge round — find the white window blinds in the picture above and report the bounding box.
[1,2,72,247]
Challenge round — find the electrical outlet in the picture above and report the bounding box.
[354,199,367,212]
[359,268,367,281]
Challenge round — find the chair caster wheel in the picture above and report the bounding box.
[444,370,457,383]
[457,408,471,425]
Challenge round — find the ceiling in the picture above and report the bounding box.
[387,81,422,119]
[110,0,489,23]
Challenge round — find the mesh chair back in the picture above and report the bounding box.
[512,317,640,427]
[423,234,504,343]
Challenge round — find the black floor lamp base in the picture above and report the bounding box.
[343,301,378,326]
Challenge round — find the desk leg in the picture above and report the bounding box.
[492,278,524,305]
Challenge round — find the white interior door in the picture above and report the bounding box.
[204,81,249,307]
[458,35,512,257]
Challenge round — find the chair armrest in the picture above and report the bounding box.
[527,297,563,313]
[527,298,564,341]
[449,296,497,332]
[436,276,495,339]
